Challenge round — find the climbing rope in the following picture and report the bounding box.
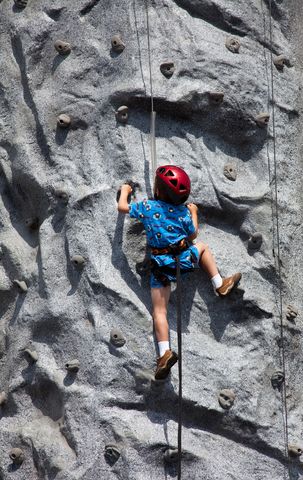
[176,257,183,480]
[267,0,290,468]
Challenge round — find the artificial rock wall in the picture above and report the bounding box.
[0,0,303,479]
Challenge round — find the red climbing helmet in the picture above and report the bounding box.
[154,165,191,205]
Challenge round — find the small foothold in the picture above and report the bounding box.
[104,444,121,465]
[273,55,289,71]
[54,40,72,55]
[286,305,298,321]
[24,348,38,363]
[71,255,85,267]
[208,92,224,105]
[54,189,69,204]
[115,106,128,124]
[57,114,71,129]
[111,35,125,53]
[248,232,263,250]
[65,359,79,372]
[223,163,237,181]
[255,112,270,128]
[288,445,302,458]
[110,328,126,348]
[271,370,284,389]
[225,36,241,53]
[14,0,28,8]
[9,448,25,465]
[218,389,236,410]
[13,280,28,293]
[0,391,7,406]
[160,61,175,78]
[164,448,179,464]
[25,217,39,230]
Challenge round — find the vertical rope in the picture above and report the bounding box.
[176,257,182,480]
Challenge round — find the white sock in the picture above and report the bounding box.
[158,341,170,357]
[211,273,223,290]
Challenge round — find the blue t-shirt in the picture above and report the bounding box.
[129,199,195,248]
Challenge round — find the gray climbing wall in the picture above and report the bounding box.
[0,0,303,478]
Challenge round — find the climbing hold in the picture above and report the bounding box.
[0,391,7,406]
[273,55,289,71]
[255,112,270,128]
[13,280,28,293]
[110,328,126,348]
[164,448,179,464]
[208,92,224,105]
[24,348,38,363]
[111,35,125,53]
[218,389,236,410]
[160,61,175,78]
[271,370,284,389]
[54,189,69,204]
[104,444,121,465]
[286,305,298,321]
[248,232,263,250]
[54,40,72,56]
[115,106,128,124]
[225,37,241,53]
[223,163,237,181]
[14,0,28,8]
[71,255,85,268]
[65,359,79,372]
[288,445,302,458]
[57,114,71,129]
[25,217,39,230]
[9,448,25,465]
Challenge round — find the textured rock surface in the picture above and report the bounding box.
[0,0,303,479]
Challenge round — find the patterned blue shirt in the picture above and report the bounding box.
[129,199,195,248]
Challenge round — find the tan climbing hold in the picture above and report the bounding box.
[218,389,235,410]
[104,444,121,464]
[24,348,38,363]
[54,40,72,55]
[71,255,85,267]
[110,328,126,348]
[14,0,28,8]
[57,114,71,128]
[271,370,284,389]
[111,35,125,53]
[288,445,302,458]
[248,232,263,250]
[273,55,288,71]
[9,448,25,465]
[286,305,298,321]
[255,112,270,127]
[0,391,7,406]
[160,61,175,78]
[223,163,237,181]
[164,448,179,464]
[115,106,128,124]
[13,280,28,293]
[225,37,241,53]
[54,189,69,204]
[208,92,224,105]
[65,359,79,372]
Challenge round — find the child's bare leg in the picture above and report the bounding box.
[151,285,171,342]
[195,242,219,278]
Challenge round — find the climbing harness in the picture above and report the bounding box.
[151,238,189,256]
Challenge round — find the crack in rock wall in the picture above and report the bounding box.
[0,0,302,478]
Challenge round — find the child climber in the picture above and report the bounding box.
[117,165,241,380]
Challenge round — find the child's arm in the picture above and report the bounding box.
[186,203,199,241]
[117,184,133,213]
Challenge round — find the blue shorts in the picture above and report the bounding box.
[150,245,200,288]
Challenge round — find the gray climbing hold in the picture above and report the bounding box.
[115,106,128,124]
[273,55,289,71]
[65,359,79,372]
[218,389,236,410]
[13,280,28,293]
[110,328,126,348]
[223,163,237,181]
[255,112,270,128]
[160,61,175,78]
[24,348,38,363]
[208,92,224,105]
[248,232,263,250]
[25,217,39,230]
[14,0,28,8]
[286,305,298,321]
[288,445,302,458]
[0,391,7,406]
[9,448,25,465]
[271,370,284,389]
[54,40,71,55]
[104,444,121,464]
[57,114,71,129]
[54,189,69,204]
[225,37,241,53]
[164,448,179,464]
[111,35,125,53]
[71,255,85,267]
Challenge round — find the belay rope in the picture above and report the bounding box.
[144,1,183,478]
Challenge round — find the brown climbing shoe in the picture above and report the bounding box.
[155,350,178,380]
[216,272,242,297]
